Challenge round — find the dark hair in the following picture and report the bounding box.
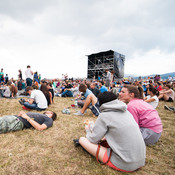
[79,83,87,93]
[165,84,171,89]
[40,84,51,105]
[47,82,52,87]
[124,85,143,99]
[99,81,104,85]
[148,86,157,95]
[86,83,90,89]
[98,91,117,106]
[7,81,12,86]
[51,112,57,121]
[43,111,57,121]
[157,82,161,86]
[26,86,33,92]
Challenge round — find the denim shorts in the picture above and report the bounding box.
[89,102,100,117]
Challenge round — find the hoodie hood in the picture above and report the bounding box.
[100,99,127,113]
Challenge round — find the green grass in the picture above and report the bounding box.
[0,97,175,175]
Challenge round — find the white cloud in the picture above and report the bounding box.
[125,49,175,76]
[0,0,175,79]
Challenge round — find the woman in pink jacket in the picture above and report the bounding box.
[119,85,163,145]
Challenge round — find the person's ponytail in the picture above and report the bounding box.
[138,86,144,99]
[124,85,143,99]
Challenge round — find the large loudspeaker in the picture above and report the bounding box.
[87,50,125,79]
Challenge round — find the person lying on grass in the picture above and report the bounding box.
[74,92,145,172]
[0,111,57,134]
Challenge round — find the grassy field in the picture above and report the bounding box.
[0,97,174,175]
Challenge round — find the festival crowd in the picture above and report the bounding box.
[0,66,175,172]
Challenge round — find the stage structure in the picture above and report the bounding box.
[87,50,125,79]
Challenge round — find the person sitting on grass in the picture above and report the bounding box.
[89,82,101,97]
[0,81,11,98]
[61,81,73,97]
[144,86,159,109]
[74,83,100,116]
[0,111,57,134]
[40,84,53,106]
[99,81,108,93]
[74,92,145,172]
[158,84,174,102]
[119,85,163,145]
[71,83,79,97]
[19,86,48,111]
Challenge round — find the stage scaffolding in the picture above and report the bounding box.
[87,50,125,79]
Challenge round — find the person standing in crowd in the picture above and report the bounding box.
[4,74,9,84]
[64,73,68,80]
[34,72,39,83]
[25,65,33,86]
[110,70,114,88]
[0,68,4,85]
[105,69,111,90]
[38,74,41,83]
[18,69,22,80]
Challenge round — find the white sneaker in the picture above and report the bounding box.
[164,105,175,112]
[74,111,84,116]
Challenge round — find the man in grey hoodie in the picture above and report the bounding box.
[76,92,146,172]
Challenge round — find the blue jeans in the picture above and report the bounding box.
[62,90,73,97]
[26,78,33,86]
[24,102,46,111]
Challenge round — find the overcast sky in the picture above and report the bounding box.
[0,0,175,79]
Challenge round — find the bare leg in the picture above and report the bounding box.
[80,94,97,114]
[158,94,163,99]
[79,137,107,162]
[162,94,169,101]
[158,94,169,101]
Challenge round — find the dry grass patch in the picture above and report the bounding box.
[0,97,175,175]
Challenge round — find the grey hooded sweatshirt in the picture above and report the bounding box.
[86,99,146,171]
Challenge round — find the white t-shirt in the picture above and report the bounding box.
[3,86,11,97]
[30,90,48,109]
[25,68,33,79]
[146,95,159,109]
